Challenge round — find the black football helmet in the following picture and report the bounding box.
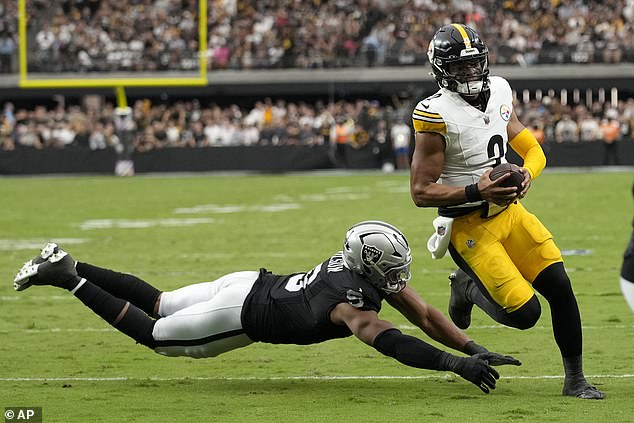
[428,23,489,97]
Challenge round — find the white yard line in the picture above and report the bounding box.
[399,324,634,330]
[1,295,75,301]
[0,238,87,251]
[1,374,632,382]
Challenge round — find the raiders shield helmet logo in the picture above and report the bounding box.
[361,244,383,266]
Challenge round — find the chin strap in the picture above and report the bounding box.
[461,88,490,112]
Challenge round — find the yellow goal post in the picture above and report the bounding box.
[18,0,208,107]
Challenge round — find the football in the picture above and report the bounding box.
[489,163,524,193]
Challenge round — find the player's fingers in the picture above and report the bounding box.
[481,374,496,391]
[482,372,497,389]
[479,383,490,394]
[495,186,519,195]
[503,356,522,366]
[489,366,500,379]
[486,354,522,366]
[489,172,511,186]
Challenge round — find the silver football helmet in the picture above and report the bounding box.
[343,221,412,294]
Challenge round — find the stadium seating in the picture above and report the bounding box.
[0,1,632,173]
[0,0,632,75]
[1,94,632,152]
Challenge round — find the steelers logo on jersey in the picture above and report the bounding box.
[500,104,511,121]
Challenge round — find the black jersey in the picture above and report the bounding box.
[241,251,385,345]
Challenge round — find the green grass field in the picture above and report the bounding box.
[1,170,632,422]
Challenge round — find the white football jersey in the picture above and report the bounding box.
[412,76,514,208]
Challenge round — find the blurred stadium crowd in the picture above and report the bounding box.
[0,0,633,73]
[1,94,631,156]
[0,0,632,167]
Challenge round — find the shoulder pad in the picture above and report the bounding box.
[412,100,446,135]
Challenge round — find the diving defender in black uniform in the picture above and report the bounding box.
[13,221,521,394]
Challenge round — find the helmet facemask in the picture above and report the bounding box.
[445,55,489,97]
[379,261,412,294]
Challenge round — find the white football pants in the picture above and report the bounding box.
[152,271,258,358]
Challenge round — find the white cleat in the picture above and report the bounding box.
[13,261,39,291]
[38,243,61,263]
[13,243,69,291]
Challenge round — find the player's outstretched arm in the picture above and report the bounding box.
[330,303,500,394]
[386,287,521,367]
[386,286,470,350]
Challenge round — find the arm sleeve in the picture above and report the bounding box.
[508,128,546,179]
[373,328,446,370]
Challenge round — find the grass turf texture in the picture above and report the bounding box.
[0,170,632,422]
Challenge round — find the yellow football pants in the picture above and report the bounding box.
[450,202,563,312]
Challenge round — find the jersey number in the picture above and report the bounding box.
[284,263,321,292]
[487,134,506,166]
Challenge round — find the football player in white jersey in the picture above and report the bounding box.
[410,23,604,399]
[13,222,523,394]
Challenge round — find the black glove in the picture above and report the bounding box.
[472,352,522,367]
[463,341,522,367]
[463,340,489,355]
[439,353,500,394]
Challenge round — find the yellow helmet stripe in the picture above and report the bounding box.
[451,23,471,49]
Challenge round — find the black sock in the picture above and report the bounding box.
[562,354,586,387]
[533,262,583,358]
[75,263,161,316]
[112,302,157,349]
[72,279,156,349]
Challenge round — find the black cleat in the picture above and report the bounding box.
[14,243,80,291]
[562,383,605,400]
[448,268,475,330]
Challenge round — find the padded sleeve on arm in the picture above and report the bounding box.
[509,128,546,179]
[373,328,445,370]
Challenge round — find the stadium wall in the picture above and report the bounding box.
[0,145,333,175]
[1,141,632,175]
[1,64,633,97]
